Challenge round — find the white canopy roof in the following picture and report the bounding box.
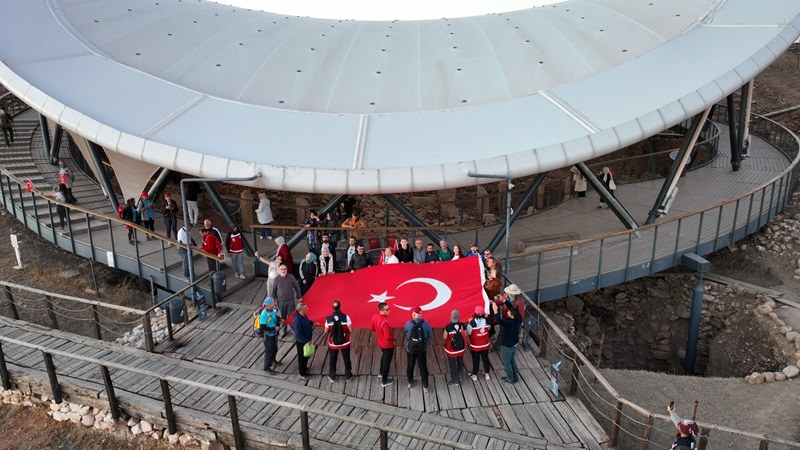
[1,0,799,193]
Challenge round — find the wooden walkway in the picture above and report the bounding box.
[0,313,606,449]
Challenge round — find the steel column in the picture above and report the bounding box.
[684,272,704,374]
[487,172,548,252]
[100,365,120,419]
[147,168,172,200]
[50,125,64,163]
[200,181,255,257]
[38,114,53,163]
[645,109,709,224]
[381,194,441,245]
[286,194,347,249]
[726,94,741,171]
[85,140,120,211]
[575,163,639,229]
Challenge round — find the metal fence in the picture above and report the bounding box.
[505,115,800,301]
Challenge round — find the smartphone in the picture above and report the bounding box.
[669,401,674,409]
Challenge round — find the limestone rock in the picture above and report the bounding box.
[53,411,69,422]
[59,269,81,279]
[127,417,139,427]
[775,372,787,381]
[764,372,775,383]
[67,411,81,423]
[168,433,181,444]
[755,304,773,315]
[746,373,765,384]
[787,332,799,343]
[565,297,584,314]
[782,365,800,379]
[179,433,195,446]
[81,414,94,427]
[130,423,142,436]
[140,420,153,433]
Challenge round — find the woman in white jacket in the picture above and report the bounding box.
[255,192,274,239]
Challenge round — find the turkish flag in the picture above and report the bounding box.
[25,179,33,194]
[301,256,489,329]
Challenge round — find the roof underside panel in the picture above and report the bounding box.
[0,0,799,194]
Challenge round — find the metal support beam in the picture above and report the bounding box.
[575,163,639,230]
[201,181,255,257]
[38,114,53,164]
[147,168,172,200]
[645,109,710,225]
[50,125,63,164]
[738,81,752,158]
[286,194,347,249]
[486,172,548,252]
[381,194,441,244]
[726,94,741,171]
[85,140,120,212]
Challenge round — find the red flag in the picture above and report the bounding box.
[301,256,488,328]
[25,179,33,193]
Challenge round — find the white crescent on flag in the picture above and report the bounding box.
[393,278,452,311]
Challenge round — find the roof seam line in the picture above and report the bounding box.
[540,90,600,134]
[352,115,370,170]
[141,95,206,139]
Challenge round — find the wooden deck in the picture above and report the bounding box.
[0,311,607,449]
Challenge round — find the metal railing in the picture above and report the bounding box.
[505,115,800,301]
[517,287,800,450]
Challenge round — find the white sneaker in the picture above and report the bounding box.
[239,274,246,279]
[260,236,264,240]
[484,373,490,381]
[234,273,240,278]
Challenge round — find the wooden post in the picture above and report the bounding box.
[160,379,177,434]
[380,430,388,450]
[569,355,580,395]
[100,365,120,419]
[228,395,244,450]
[539,324,549,358]
[640,415,654,450]
[758,439,769,450]
[301,410,311,450]
[697,428,710,450]
[45,295,59,330]
[610,399,623,447]
[91,304,102,340]
[42,351,62,404]
[4,286,19,320]
[0,342,11,390]
[182,299,190,326]
[143,315,155,352]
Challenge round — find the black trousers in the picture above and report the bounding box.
[406,351,429,388]
[263,333,278,370]
[379,347,394,380]
[295,341,310,376]
[328,347,352,377]
[471,349,491,375]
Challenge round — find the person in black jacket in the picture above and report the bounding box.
[349,244,371,272]
[493,299,522,384]
[396,237,414,263]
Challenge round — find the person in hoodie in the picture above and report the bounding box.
[225,225,246,279]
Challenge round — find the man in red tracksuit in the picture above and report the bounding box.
[370,302,395,387]
[200,227,223,273]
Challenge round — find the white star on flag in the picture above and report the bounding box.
[368,291,395,303]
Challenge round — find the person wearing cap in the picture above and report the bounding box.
[667,404,699,450]
[466,243,482,259]
[403,306,434,392]
[292,302,314,381]
[137,192,155,239]
[260,297,281,372]
[466,305,492,381]
[162,192,179,240]
[443,309,467,386]
[341,211,367,244]
[370,302,395,387]
[492,299,522,384]
[324,300,353,383]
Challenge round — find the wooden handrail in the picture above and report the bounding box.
[0,281,144,315]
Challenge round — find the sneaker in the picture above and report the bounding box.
[267,236,273,240]
[260,236,264,240]
[273,360,283,366]
[423,386,429,393]
[239,274,246,279]
[234,273,240,278]
[502,377,515,384]
[345,375,353,383]
[327,375,335,383]
[298,374,309,381]
[407,380,415,389]
[470,374,478,382]
[377,374,382,380]
[448,381,459,387]
[484,373,490,381]
[381,378,394,387]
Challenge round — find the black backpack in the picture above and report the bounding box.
[450,324,465,351]
[408,320,426,354]
[330,315,346,345]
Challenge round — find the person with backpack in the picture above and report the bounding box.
[324,300,353,383]
[260,297,281,373]
[56,160,77,204]
[492,299,522,384]
[403,306,434,392]
[0,106,14,147]
[466,305,492,381]
[137,192,155,239]
[370,302,395,387]
[667,403,699,450]
[120,198,139,245]
[443,309,467,386]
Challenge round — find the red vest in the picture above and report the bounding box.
[444,323,467,358]
[468,318,490,351]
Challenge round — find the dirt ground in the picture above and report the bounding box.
[1,53,800,449]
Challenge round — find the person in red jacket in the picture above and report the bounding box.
[370,302,395,387]
[443,309,467,386]
[225,225,245,279]
[200,227,223,273]
[466,305,492,381]
[324,300,353,383]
